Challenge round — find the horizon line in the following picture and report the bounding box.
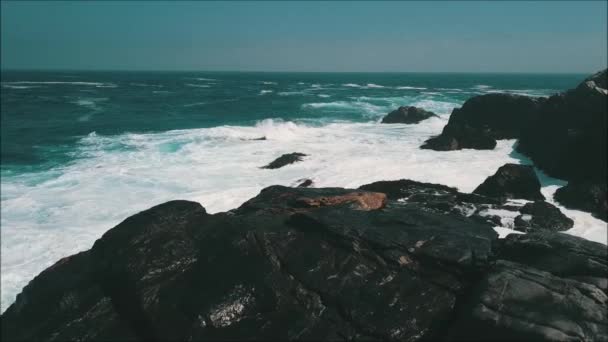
[0,68,598,75]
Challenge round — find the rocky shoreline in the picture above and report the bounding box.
[1,70,606,341]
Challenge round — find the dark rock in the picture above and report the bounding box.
[473,164,544,201]
[448,260,608,341]
[497,231,608,292]
[512,201,574,232]
[251,136,267,141]
[296,179,313,188]
[3,184,606,341]
[446,94,545,139]
[554,182,607,221]
[261,152,307,169]
[381,106,437,124]
[517,69,607,182]
[420,93,544,151]
[421,125,497,151]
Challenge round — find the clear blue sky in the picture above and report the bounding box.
[1,1,606,73]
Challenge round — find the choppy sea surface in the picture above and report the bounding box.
[1,71,605,312]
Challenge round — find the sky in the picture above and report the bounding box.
[1,1,607,73]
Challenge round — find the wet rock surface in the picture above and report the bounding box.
[517,69,607,182]
[473,163,544,201]
[420,93,544,151]
[381,106,437,124]
[261,152,308,169]
[554,181,607,222]
[3,181,605,341]
[513,201,574,232]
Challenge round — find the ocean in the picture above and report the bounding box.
[1,71,605,312]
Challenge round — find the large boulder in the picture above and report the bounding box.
[513,201,574,232]
[473,164,545,201]
[261,152,307,169]
[517,69,607,182]
[554,182,607,221]
[381,106,437,124]
[420,93,544,151]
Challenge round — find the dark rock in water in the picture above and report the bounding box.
[261,152,307,169]
[296,179,313,188]
[446,94,545,139]
[381,106,437,124]
[421,125,497,151]
[497,231,608,292]
[251,136,267,140]
[448,260,608,341]
[554,182,607,221]
[513,201,574,232]
[517,69,607,182]
[420,93,544,151]
[3,184,606,341]
[473,164,544,201]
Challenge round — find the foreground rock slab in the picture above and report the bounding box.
[2,184,606,341]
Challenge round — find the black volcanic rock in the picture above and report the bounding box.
[421,125,497,151]
[420,93,544,151]
[448,260,608,341]
[497,231,608,292]
[473,164,544,201]
[512,200,574,232]
[517,69,607,182]
[261,152,307,169]
[381,106,437,124]
[2,184,607,341]
[446,93,545,139]
[554,182,607,221]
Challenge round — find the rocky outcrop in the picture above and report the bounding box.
[381,106,437,124]
[473,164,544,201]
[261,152,307,169]
[513,201,574,232]
[421,94,544,151]
[2,184,605,341]
[554,182,607,221]
[517,69,607,182]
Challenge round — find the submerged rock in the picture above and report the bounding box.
[554,182,607,221]
[513,201,574,232]
[473,164,544,201]
[381,106,437,124]
[261,152,307,169]
[2,184,606,341]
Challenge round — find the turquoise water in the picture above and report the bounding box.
[1,71,583,174]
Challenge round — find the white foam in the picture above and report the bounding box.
[366,83,385,88]
[259,90,273,95]
[185,83,211,88]
[2,116,606,313]
[261,81,277,85]
[396,86,427,90]
[2,81,116,87]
